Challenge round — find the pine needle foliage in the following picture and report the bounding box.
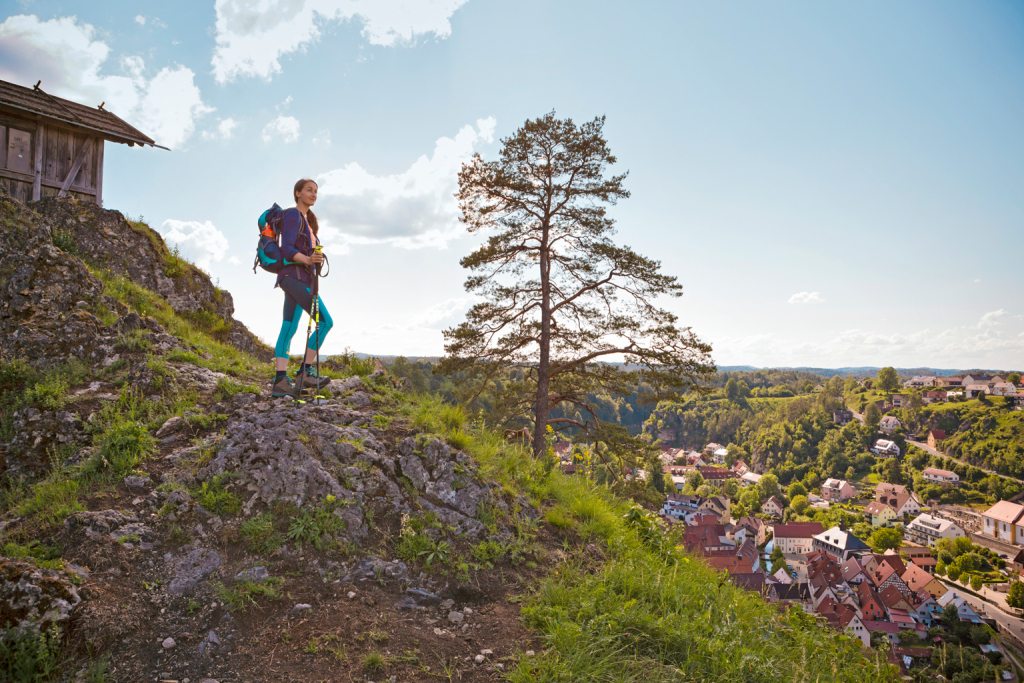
[440,112,715,455]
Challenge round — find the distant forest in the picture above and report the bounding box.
[383,358,829,435]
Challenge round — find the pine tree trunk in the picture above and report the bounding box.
[532,226,551,458]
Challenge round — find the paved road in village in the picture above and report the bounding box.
[939,578,1024,657]
[847,402,1024,486]
[906,439,1024,486]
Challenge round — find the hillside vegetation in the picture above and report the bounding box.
[0,192,895,681]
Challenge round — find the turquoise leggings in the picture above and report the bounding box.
[274,275,333,357]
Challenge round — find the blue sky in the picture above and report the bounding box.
[2,1,1022,369]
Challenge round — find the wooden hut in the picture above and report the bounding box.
[0,78,164,205]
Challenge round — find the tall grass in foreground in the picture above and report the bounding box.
[403,392,897,682]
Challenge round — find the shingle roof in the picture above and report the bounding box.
[923,467,956,478]
[864,501,893,516]
[901,564,938,593]
[0,78,160,148]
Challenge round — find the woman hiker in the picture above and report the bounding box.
[272,178,335,398]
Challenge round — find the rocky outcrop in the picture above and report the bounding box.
[0,191,271,362]
[191,376,504,546]
[0,559,81,634]
[0,192,115,366]
[31,197,233,320]
[32,197,272,361]
[6,407,88,475]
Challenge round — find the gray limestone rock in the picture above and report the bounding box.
[166,546,222,595]
[235,566,269,583]
[0,559,81,634]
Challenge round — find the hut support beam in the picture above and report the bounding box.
[57,135,94,198]
[32,124,44,201]
[94,138,104,206]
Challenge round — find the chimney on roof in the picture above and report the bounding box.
[34,80,41,89]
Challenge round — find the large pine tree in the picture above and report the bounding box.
[441,112,715,456]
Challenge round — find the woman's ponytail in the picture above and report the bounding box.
[306,209,319,236]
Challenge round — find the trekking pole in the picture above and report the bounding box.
[312,246,323,400]
[294,258,320,401]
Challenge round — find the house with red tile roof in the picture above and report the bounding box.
[926,430,947,450]
[761,495,785,518]
[879,584,913,612]
[729,516,766,546]
[864,501,899,527]
[909,555,937,573]
[981,500,1024,545]
[807,550,844,585]
[901,564,947,600]
[857,581,886,621]
[840,557,870,585]
[887,607,916,630]
[863,619,901,645]
[921,467,958,486]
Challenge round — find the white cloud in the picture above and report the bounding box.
[277,95,293,110]
[262,115,300,144]
[211,0,471,83]
[314,117,495,250]
[228,255,241,265]
[160,219,230,270]
[787,291,825,305]
[135,15,146,25]
[978,309,1005,328]
[413,297,474,329]
[974,278,981,283]
[312,129,331,149]
[202,117,240,140]
[0,15,212,149]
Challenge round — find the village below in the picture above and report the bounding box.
[0,79,1021,683]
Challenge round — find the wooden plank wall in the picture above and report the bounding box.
[0,117,103,205]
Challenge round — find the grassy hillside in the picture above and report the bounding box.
[0,197,896,681]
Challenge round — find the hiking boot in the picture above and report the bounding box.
[297,365,331,391]
[271,375,298,398]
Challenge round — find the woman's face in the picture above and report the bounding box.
[297,181,318,207]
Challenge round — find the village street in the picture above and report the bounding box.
[940,578,1024,661]
[907,440,1024,486]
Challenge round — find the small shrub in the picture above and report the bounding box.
[192,474,242,516]
[16,478,83,530]
[90,421,155,478]
[447,429,472,451]
[371,414,393,430]
[286,496,345,550]
[51,226,78,255]
[362,651,386,671]
[418,540,451,567]
[241,512,282,554]
[22,375,69,411]
[167,524,193,545]
[115,329,152,353]
[0,624,64,682]
[2,541,63,570]
[473,539,505,565]
[85,655,109,683]
[214,577,284,611]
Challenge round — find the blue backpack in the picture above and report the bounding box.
[253,204,285,274]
